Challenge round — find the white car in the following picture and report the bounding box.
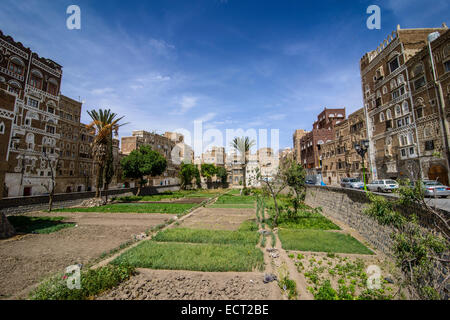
[367,180,399,193]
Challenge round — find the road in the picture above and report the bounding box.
[321,185,450,212]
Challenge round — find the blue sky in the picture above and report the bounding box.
[0,0,448,153]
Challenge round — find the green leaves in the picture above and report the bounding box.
[121,145,167,183]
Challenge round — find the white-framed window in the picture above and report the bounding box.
[382,86,388,94]
[386,109,392,120]
[397,116,411,128]
[414,76,426,90]
[402,101,409,114]
[392,85,405,99]
[0,122,5,134]
[390,79,397,90]
[397,74,405,85]
[413,64,424,77]
[395,105,402,117]
[28,97,39,108]
[388,55,400,73]
[444,60,450,73]
[379,112,385,122]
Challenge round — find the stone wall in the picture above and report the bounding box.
[0,185,180,216]
[305,185,449,298]
[305,186,396,256]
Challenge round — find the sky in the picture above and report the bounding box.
[0,0,448,155]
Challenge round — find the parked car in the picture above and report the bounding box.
[306,179,315,185]
[340,178,364,189]
[367,180,399,193]
[422,180,450,198]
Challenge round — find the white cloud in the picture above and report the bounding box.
[90,88,115,95]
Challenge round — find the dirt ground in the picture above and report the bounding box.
[0,212,175,299]
[97,269,282,300]
[180,207,255,231]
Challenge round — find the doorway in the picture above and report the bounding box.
[428,165,449,186]
[23,187,32,197]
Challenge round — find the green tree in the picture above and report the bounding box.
[179,163,199,190]
[201,164,217,184]
[120,145,167,196]
[86,109,127,198]
[216,166,228,186]
[230,136,256,190]
[280,158,306,214]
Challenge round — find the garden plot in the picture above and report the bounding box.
[0,211,175,299]
[278,229,373,255]
[97,269,282,300]
[288,251,399,300]
[180,207,255,231]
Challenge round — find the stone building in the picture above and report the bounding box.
[405,28,450,185]
[299,108,346,175]
[0,30,63,197]
[121,130,179,186]
[0,90,15,198]
[293,129,307,163]
[201,146,225,167]
[226,151,244,187]
[360,24,449,183]
[164,132,194,165]
[321,108,370,186]
[55,95,95,193]
[257,148,279,181]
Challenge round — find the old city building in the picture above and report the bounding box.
[163,132,194,165]
[293,129,307,163]
[201,146,225,167]
[0,30,63,197]
[0,90,15,198]
[321,108,370,185]
[360,24,449,184]
[405,28,450,185]
[226,151,244,187]
[55,95,96,193]
[299,108,346,176]
[121,130,179,186]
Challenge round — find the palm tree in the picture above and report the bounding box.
[230,136,256,190]
[86,109,127,198]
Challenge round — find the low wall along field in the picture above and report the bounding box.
[0,185,181,216]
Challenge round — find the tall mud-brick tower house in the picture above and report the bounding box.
[360,24,450,184]
[0,30,62,197]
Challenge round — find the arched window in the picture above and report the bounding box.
[0,122,5,134]
[386,109,392,120]
[376,90,381,98]
[26,133,35,150]
[380,112,385,122]
[390,79,397,90]
[397,74,405,84]
[402,101,409,113]
[47,78,59,96]
[413,64,424,77]
[8,56,25,75]
[7,80,22,95]
[30,69,43,89]
[444,44,450,58]
[395,105,401,117]
[0,76,5,83]
[382,86,388,94]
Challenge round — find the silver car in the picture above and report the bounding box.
[367,180,399,193]
[422,180,450,198]
[341,178,363,189]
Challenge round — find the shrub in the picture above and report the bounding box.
[30,265,135,300]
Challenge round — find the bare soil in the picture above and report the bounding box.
[180,207,255,231]
[0,211,175,299]
[97,269,282,300]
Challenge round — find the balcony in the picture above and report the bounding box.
[0,67,25,82]
[25,84,59,101]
